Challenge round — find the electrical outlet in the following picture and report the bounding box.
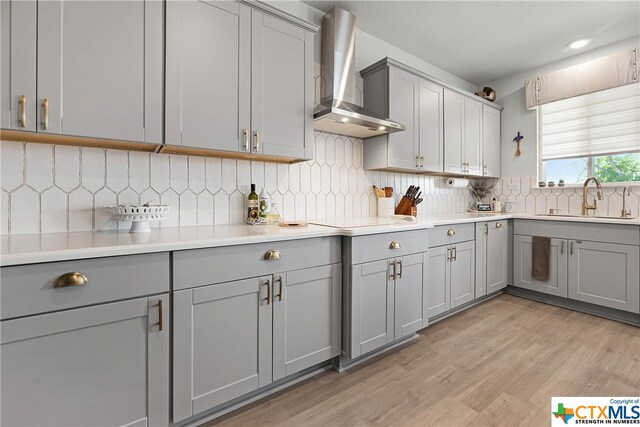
[507,182,520,191]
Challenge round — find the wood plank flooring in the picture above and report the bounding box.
[206,294,640,427]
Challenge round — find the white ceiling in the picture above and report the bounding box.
[301,1,640,85]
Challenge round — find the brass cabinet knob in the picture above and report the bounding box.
[447,229,455,236]
[389,241,401,249]
[264,249,281,260]
[496,222,503,228]
[54,272,88,288]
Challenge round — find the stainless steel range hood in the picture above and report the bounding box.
[313,7,405,139]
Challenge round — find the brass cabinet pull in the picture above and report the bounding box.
[496,222,503,228]
[264,249,280,260]
[254,131,260,152]
[416,156,420,168]
[41,98,49,130]
[447,248,451,261]
[242,129,249,151]
[274,276,283,301]
[157,300,164,332]
[54,272,88,288]
[420,156,424,168]
[483,165,487,175]
[397,259,403,279]
[447,229,455,236]
[389,241,401,250]
[18,95,26,128]
[452,246,457,261]
[484,223,489,236]
[389,260,396,280]
[263,279,271,305]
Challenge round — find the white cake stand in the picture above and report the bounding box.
[107,205,171,233]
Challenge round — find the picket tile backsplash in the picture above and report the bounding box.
[0,135,475,235]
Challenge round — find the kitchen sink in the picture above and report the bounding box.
[533,213,636,220]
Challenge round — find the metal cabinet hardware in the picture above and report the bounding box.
[389,241,401,249]
[389,260,396,280]
[155,300,164,332]
[452,246,457,261]
[18,95,26,128]
[54,272,88,288]
[570,241,574,255]
[41,98,49,130]
[274,276,283,301]
[484,223,489,235]
[254,130,260,152]
[397,259,403,279]
[483,165,487,175]
[416,156,420,169]
[263,279,271,305]
[447,247,451,261]
[420,156,424,168]
[264,249,281,260]
[561,241,565,254]
[242,129,249,151]
[447,229,455,236]
[496,222,503,228]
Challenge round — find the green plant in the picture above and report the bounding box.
[593,155,640,183]
[558,179,565,184]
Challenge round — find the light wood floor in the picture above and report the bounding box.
[207,294,640,427]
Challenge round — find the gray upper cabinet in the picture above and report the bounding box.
[35,0,162,142]
[273,264,341,381]
[568,240,639,313]
[251,10,314,159]
[1,296,169,427]
[166,2,313,160]
[1,0,37,131]
[173,277,272,422]
[361,64,444,173]
[482,105,501,177]
[463,97,482,176]
[165,0,251,152]
[513,235,568,297]
[444,89,465,174]
[476,220,509,297]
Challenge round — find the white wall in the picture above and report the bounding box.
[483,37,639,178]
[265,0,477,93]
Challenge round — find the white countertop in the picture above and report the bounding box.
[2,213,638,266]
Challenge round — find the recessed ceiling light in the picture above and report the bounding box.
[568,38,591,49]
[378,126,386,131]
[340,118,349,123]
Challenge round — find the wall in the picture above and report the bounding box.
[482,37,639,178]
[0,66,474,235]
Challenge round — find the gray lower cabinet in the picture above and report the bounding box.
[568,240,639,313]
[475,220,509,297]
[348,253,427,359]
[513,235,568,297]
[1,0,163,142]
[1,296,169,427]
[426,240,475,318]
[173,263,341,422]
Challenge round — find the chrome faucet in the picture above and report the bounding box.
[581,177,603,216]
[621,186,632,218]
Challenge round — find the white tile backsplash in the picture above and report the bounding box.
[493,176,640,217]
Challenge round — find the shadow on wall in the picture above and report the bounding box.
[498,87,538,178]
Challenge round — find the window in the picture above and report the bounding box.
[539,82,640,184]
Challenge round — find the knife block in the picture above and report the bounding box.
[395,196,416,216]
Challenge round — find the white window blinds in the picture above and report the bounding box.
[540,82,640,160]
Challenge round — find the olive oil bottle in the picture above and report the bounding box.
[247,184,259,224]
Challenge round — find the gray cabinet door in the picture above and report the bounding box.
[350,259,395,358]
[426,245,450,318]
[165,0,250,151]
[568,240,640,313]
[394,253,426,338]
[418,79,444,172]
[273,264,341,381]
[513,235,568,297]
[387,66,419,170]
[464,96,483,176]
[37,0,162,142]
[482,105,501,177]
[251,10,313,159]
[1,0,37,131]
[475,223,487,298]
[1,295,169,427]
[173,277,272,422]
[444,89,464,174]
[486,221,508,293]
[450,240,475,308]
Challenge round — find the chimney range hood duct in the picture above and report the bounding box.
[313,7,405,139]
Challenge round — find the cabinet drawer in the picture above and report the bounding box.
[429,223,475,247]
[173,237,341,290]
[347,229,429,265]
[1,253,169,320]
[514,220,640,246]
